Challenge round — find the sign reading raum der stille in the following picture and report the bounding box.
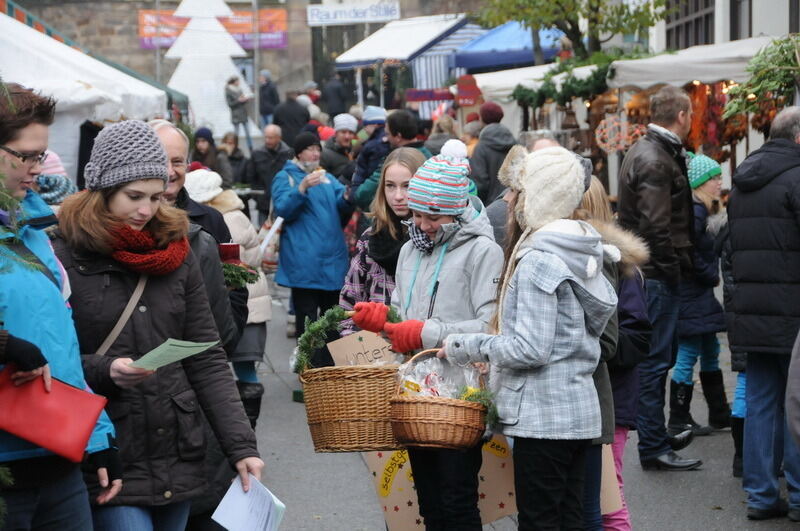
[306,1,400,27]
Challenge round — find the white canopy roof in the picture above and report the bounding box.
[336,14,466,68]
[550,64,598,90]
[608,36,774,89]
[0,13,168,178]
[473,63,555,101]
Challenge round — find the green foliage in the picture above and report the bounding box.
[459,386,499,426]
[512,49,653,110]
[293,305,402,373]
[724,35,800,119]
[221,262,259,290]
[473,0,668,59]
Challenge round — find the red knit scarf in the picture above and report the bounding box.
[111,225,189,275]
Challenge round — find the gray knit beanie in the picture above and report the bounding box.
[84,120,169,191]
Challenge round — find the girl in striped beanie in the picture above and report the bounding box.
[351,139,504,529]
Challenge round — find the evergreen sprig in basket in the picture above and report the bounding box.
[294,306,402,453]
[389,350,489,450]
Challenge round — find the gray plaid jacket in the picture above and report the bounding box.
[448,224,618,440]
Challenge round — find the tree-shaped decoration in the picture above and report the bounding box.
[166,0,259,143]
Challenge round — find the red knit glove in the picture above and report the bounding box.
[383,320,424,353]
[352,302,390,333]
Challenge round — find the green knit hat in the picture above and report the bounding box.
[687,152,722,189]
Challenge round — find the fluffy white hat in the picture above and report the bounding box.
[333,113,358,132]
[517,146,586,231]
[184,168,223,204]
[498,144,527,191]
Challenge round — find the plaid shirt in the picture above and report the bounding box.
[448,247,617,440]
[338,228,396,335]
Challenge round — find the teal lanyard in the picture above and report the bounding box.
[403,242,449,314]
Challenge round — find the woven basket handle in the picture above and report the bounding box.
[395,349,485,395]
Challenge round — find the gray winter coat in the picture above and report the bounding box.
[448,220,618,440]
[390,197,503,348]
[470,124,517,204]
[226,84,249,125]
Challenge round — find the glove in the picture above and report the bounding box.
[88,437,123,484]
[3,333,48,371]
[352,302,389,333]
[383,320,424,353]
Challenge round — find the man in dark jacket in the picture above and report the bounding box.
[729,106,800,521]
[351,105,389,190]
[354,110,432,210]
[258,69,280,126]
[321,113,357,182]
[322,72,348,117]
[470,102,517,203]
[150,119,248,347]
[246,124,293,223]
[273,90,310,147]
[617,85,700,472]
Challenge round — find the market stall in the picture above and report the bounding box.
[335,14,486,118]
[450,22,564,72]
[0,13,169,180]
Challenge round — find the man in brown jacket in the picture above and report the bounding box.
[618,85,701,471]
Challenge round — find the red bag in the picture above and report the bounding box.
[0,368,108,463]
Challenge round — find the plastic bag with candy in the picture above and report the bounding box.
[397,356,481,398]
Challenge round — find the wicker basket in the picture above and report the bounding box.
[389,350,486,450]
[300,364,401,452]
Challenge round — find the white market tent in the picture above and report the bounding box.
[0,13,168,180]
[608,36,774,89]
[472,64,554,134]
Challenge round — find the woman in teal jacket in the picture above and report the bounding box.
[272,132,354,344]
[0,191,120,525]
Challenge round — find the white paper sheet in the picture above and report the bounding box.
[212,474,285,531]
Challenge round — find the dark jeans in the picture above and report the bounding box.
[2,466,92,531]
[407,446,483,531]
[637,279,679,461]
[743,352,800,510]
[582,444,603,531]
[514,437,590,531]
[292,287,340,366]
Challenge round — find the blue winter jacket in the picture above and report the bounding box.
[272,160,354,291]
[677,199,725,337]
[0,191,115,462]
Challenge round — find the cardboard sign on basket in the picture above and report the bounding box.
[325,332,518,528]
[326,331,394,367]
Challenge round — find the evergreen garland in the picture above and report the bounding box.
[221,262,259,290]
[459,386,499,426]
[293,305,402,374]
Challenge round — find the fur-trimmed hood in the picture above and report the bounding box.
[587,220,649,278]
[207,189,244,215]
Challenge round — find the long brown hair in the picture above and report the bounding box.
[575,176,613,223]
[489,190,526,333]
[58,184,189,255]
[693,186,721,215]
[369,147,427,239]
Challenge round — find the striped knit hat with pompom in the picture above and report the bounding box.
[407,141,470,215]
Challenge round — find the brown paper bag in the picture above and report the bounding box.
[327,331,394,366]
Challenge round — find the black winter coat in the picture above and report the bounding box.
[245,141,293,215]
[259,80,280,116]
[273,100,310,146]
[677,200,725,337]
[322,77,348,116]
[321,137,354,182]
[53,241,259,506]
[351,127,390,189]
[618,131,694,286]
[712,215,747,371]
[729,138,800,355]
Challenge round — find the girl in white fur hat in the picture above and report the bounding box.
[440,146,619,529]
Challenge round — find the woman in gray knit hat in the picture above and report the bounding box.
[53,120,263,531]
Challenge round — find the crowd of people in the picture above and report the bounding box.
[4,72,800,531]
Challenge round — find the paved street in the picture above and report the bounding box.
[255,285,796,530]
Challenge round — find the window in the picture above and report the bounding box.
[791,0,800,33]
[665,0,715,50]
[730,0,752,40]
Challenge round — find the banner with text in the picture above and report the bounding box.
[138,9,287,50]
